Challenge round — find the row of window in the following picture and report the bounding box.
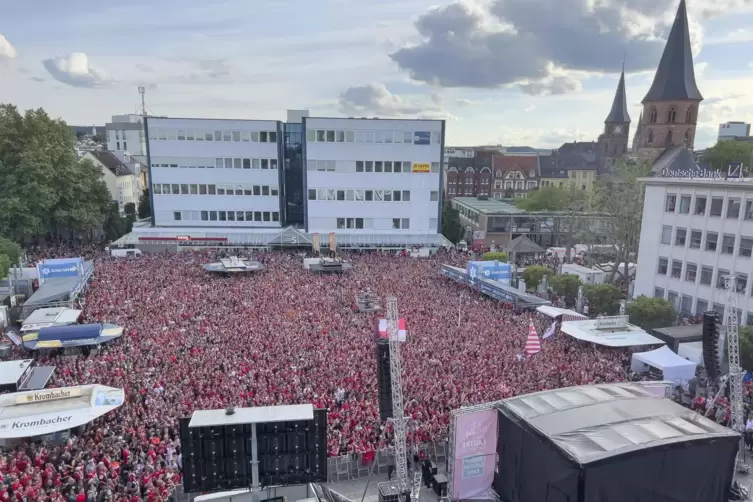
[657,257,751,294]
[152,158,278,170]
[150,129,278,143]
[306,129,441,145]
[307,188,439,202]
[653,288,742,322]
[647,106,693,125]
[665,193,753,220]
[173,210,280,223]
[305,160,440,174]
[659,225,753,258]
[154,183,279,196]
[335,217,411,230]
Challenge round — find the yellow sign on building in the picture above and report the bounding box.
[412,163,430,173]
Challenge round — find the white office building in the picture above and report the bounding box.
[635,177,753,324]
[718,121,751,142]
[147,117,283,227]
[106,114,146,160]
[303,117,444,237]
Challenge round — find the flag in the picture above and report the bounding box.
[525,321,541,357]
[543,321,557,339]
[378,318,407,341]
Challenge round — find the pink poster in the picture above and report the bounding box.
[452,409,498,500]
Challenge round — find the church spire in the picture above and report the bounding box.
[642,0,703,102]
[605,69,630,124]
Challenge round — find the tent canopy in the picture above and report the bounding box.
[630,345,697,383]
[536,305,587,321]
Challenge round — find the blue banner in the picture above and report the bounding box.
[413,131,430,145]
[467,261,511,285]
[37,257,83,283]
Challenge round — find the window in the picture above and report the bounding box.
[171,184,180,195]
[233,158,242,169]
[201,211,208,221]
[648,129,654,145]
[700,266,713,285]
[242,158,251,169]
[154,185,162,195]
[431,162,440,173]
[250,131,259,142]
[686,108,693,123]
[336,130,345,143]
[728,198,741,219]
[210,211,217,221]
[392,218,401,229]
[722,234,736,255]
[430,191,439,202]
[254,211,262,221]
[261,159,269,170]
[402,218,410,229]
[237,211,245,221]
[190,184,198,195]
[207,184,216,195]
[214,131,222,142]
[665,194,676,212]
[219,211,226,221]
[223,131,232,142]
[710,197,723,217]
[668,107,676,123]
[355,190,364,201]
[217,185,225,195]
[252,159,260,169]
[263,212,271,222]
[232,131,240,142]
[706,232,718,252]
[393,190,401,202]
[681,295,693,314]
[205,131,214,141]
[675,228,686,246]
[667,292,678,309]
[657,257,668,275]
[177,130,185,140]
[384,161,393,173]
[336,190,345,201]
[671,260,682,278]
[402,190,410,201]
[737,274,748,294]
[365,190,373,201]
[678,195,691,213]
[365,161,373,173]
[270,159,278,169]
[173,211,181,221]
[375,161,383,173]
[717,269,730,289]
[740,237,753,258]
[356,161,364,173]
[696,299,708,315]
[326,130,335,142]
[227,211,235,222]
[685,263,697,282]
[649,107,657,123]
[694,196,706,215]
[272,212,280,222]
[180,184,189,195]
[654,287,665,299]
[745,201,753,220]
[346,130,355,142]
[269,131,277,142]
[660,225,672,244]
[244,186,252,196]
[262,186,270,196]
[689,230,702,249]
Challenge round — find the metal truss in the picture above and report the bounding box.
[724,274,747,472]
[387,296,409,491]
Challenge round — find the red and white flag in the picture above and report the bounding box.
[378,318,407,342]
[525,321,541,357]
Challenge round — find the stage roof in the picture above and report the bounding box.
[561,319,664,347]
[189,403,313,428]
[652,324,703,341]
[500,383,739,465]
[0,360,33,386]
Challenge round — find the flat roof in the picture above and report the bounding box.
[189,403,314,428]
[652,324,703,340]
[639,177,753,189]
[0,360,33,385]
[452,197,606,217]
[561,319,665,347]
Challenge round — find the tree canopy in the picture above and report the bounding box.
[138,189,151,219]
[583,283,622,316]
[515,185,583,212]
[522,265,552,292]
[0,104,113,242]
[738,326,753,372]
[703,140,753,173]
[442,202,463,244]
[550,274,582,308]
[481,251,508,262]
[626,296,676,332]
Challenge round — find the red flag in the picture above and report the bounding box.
[525,321,541,357]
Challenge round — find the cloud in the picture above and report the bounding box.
[0,34,16,59]
[42,53,110,88]
[30,77,45,83]
[196,59,232,79]
[388,0,737,94]
[135,63,155,73]
[519,75,582,96]
[456,98,479,107]
[337,83,455,119]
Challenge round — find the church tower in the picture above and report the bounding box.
[598,68,631,159]
[634,0,703,161]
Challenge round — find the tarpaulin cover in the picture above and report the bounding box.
[38,324,101,342]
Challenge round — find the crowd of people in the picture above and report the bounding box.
[1,247,635,502]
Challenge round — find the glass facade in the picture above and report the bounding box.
[283,123,304,226]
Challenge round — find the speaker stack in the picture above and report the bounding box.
[376,340,393,421]
[702,311,721,380]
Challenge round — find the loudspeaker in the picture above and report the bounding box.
[702,311,720,380]
[376,341,393,421]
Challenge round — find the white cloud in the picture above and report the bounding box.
[0,34,16,59]
[338,83,456,119]
[456,98,479,107]
[42,53,110,88]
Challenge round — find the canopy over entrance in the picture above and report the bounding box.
[630,345,697,384]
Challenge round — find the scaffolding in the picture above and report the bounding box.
[387,296,408,491]
[724,274,747,473]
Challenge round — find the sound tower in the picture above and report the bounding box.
[702,311,721,380]
[376,340,393,421]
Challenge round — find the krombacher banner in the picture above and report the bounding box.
[16,388,82,405]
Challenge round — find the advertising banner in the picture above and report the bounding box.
[452,409,499,500]
[412,163,431,173]
[16,388,82,405]
[37,257,83,285]
[413,131,430,145]
[312,233,320,253]
[467,261,512,285]
[329,232,336,252]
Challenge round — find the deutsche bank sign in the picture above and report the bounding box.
[661,167,723,179]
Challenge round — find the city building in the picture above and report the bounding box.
[146,117,283,228]
[718,121,751,142]
[451,197,610,249]
[539,154,570,188]
[303,117,444,236]
[106,114,146,161]
[597,68,631,160]
[491,153,539,197]
[83,151,145,213]
[634,177,753,322]
[282,110,308,227]
[445,151,539,199]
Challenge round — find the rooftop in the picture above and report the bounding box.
[452,197,605,217]
[639,177,753,188]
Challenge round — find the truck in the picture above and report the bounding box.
[560,263,605,284]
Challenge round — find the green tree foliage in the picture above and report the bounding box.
[522,265,552,291]
[441,202,463,244]
[0,253,10,279]
[124,202,136,217]
[583,283,622,316]
[138,189,151,219]
[0,236,21,265]
[738,326,753,371]
[515,185,573,211]
[626,296,676,332]
[103,201,126,242]
[481,251,509,262]
[0,104,112,241]
[703,141,753,173]
[550,274,582,307]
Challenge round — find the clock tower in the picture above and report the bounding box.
[598,68,631,161]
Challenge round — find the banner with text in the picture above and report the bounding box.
[329,232,336,252]
[412,163,430,173]
[312,233,320,253]
[37,257,83,285]
[452,409,499,500]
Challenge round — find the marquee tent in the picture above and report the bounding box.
[535,305,587,322]
[630,345,697,384]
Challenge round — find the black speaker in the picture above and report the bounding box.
[702,311,720,380]
[376,341,393,421]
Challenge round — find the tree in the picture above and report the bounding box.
[481,251,508,262]
[626,296,676,332]
[103,201,126,242]
[515,185,572,211]
[583,283,622,316]
[591,158,653,292]
[124,202,136,217]
[0,253,10,279]
[522,265,552,292]
[0,236,21,265]
[550,274,582,308]
[738,326,753,372]
[138,188,151,220]
[703,141,753,174]
[441,202,463,244]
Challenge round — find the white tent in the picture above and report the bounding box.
[630,346,697,384]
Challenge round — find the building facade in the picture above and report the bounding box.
[303,117,444,234]
[84,151,144,214]
[106,114,146,160]
[634,177,753,323]
[146,117,283,227]
[718,121,752,142]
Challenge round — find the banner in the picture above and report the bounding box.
[412,163,430,173]
[413,131,430,145]
[312,233,320,253]
[452,409,498,500]
[16,388,82,405]
[37,257,83,284]
[329,232,336,252]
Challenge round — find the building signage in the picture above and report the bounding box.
[16,388,82,405]
[412,163,431,173]
[1,415,73,431]
[37,258,83,282]
[176,235,190,241]
[413,131,430,145]
[660,167,723,179]
[595,315,629,330]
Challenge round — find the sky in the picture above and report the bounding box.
[1,0,753,149]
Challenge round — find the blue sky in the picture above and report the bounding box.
[1,0,752,148]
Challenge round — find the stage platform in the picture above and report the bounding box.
[309,259,353,274]
[203,257,265,274]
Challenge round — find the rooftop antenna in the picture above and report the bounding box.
[138,86,147,117]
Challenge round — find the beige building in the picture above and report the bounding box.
[84,151,145,213]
